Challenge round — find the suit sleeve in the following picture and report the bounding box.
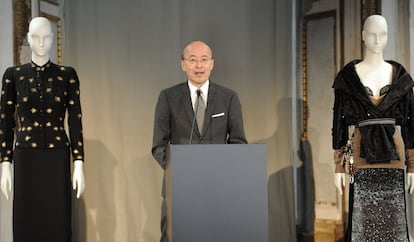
[227,92,247,144]
[152,90,171,169]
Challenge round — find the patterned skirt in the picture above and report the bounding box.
[348,168,409,242]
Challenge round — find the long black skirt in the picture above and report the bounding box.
[347,168,409,242]
[12,148,72,242]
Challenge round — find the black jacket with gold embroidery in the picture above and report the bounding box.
[0,62,84,162]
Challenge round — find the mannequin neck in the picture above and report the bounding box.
[362,51,385,66]
[31,55,50,67]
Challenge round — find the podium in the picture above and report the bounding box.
[166,144,268,242]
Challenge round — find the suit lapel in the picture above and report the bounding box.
[201,83,216,137]
[180,84,195,128]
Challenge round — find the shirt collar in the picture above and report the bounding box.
[188,80,209,97]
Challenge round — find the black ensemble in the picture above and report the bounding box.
[0,61,84,242]
[332,60,414,241]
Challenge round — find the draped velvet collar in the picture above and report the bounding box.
[333,60,414,113]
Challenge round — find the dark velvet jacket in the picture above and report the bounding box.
[332,60,414,163]
[0,62,84,163]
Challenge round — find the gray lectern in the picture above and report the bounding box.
[166,144,268,242]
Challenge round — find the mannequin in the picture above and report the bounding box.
[334,15,414,194]
[0,17,85,242]
[332,14,414,241]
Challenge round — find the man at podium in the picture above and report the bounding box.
[151,40,247,242]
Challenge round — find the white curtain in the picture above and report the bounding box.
[59,0,296,241]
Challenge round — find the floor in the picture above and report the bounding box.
[299,219,345,242]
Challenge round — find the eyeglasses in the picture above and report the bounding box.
[182,57,213,65]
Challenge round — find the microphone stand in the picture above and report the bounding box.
[189,90,201,144]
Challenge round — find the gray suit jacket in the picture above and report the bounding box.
[152,81,247,169]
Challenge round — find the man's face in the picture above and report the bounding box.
[363,21,388,54]
[28,21,54,58]
[181,42,214,87]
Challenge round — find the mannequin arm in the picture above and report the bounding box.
[1,162,12,200]
[72,160,85,199]
[407,173,414,194]
[335,173,346,195]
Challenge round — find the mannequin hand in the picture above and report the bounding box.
[72,160,85,199]
[335,173,346,195]
[1,162,12,200]
[407,173,414,194]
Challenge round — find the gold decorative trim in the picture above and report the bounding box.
[13,0,31,65]
[361,0,381,24]
[301,11,338,140]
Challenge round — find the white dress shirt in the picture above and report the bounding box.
[188,80,209,110]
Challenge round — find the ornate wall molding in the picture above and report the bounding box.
[13,0,31,65]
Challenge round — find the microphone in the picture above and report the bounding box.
[189,89,201,144]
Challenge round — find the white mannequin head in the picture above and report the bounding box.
[27,17,54,65]
[362,15,388,55]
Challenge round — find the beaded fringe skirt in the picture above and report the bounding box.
[350,168,408,242]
